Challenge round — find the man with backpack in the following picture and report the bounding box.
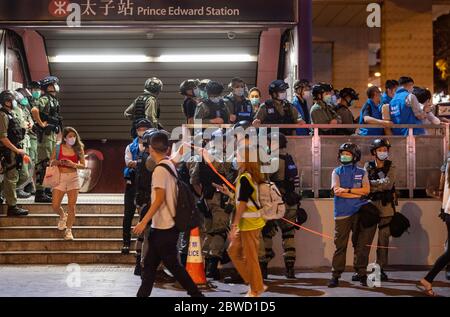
[133,131,203,298]
[259,132,302,279]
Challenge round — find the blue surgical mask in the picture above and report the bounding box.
[331,95,337,105]
[32,91,41,99]
[340,155,353,164]
[376,152,389,161]
[323,95,332,104]
[250,98,260,106]
[20,98,29,107]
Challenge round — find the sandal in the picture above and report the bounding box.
[416,280,436,297]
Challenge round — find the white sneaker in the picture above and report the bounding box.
[64,229,74,240]
[57,213,68,231]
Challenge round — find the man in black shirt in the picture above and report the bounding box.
[180,79,199,124]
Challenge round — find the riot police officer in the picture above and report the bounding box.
[224,78,253,124]
[194,81,229,125]
[190,129,234,280]
[31,76,63,203]
[253,80,304,135]
[364,138,397,281]
[124,77,163,138]
[197,79,211,103]
[334,88,359,136]
[122,119,153,255]
[0,90,29,216]
[180,79,200,124]
[310,83,341,135]
[259,132,301,279]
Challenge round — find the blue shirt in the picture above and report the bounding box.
[381,92,392,106]
[358,99,384,136]
[390,87,425,136]
[292,95,311,136]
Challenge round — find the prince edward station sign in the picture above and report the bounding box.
[0,0,297,25]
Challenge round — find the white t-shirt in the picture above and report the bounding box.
[151,159,178,229]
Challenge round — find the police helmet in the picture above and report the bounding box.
[145,77,163,94]
[294,79,310,91]
[16,88,32,99]
[0,90,15,105]
[198,79,211,90]
[312,82,333,99]
[179,79,199,95]
[338,143,361,163]
[13,91,25,102]
[370,138,391,155]
[269,80,289,95]
[206,81,224,96]
[29,81,41,90]
[339,88,359,101]
[40,76,59,89]
[142,128,158,148]
[233,120,252,130]
[135,119,153,130]
[268,132,287,149]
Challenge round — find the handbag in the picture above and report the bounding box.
[43,144,61,188]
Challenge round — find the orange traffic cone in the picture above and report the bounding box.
[186,227,207,287]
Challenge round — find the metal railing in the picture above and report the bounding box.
[181,123,450,198]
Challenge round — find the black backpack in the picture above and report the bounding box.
[358,202,381,228]
[156,163,199,233]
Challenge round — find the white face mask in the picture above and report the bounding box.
[234,88,245,97]
[376,151,389,161]
[137,131,145,138]
[277,92,287,101]
[12,100,18,108]
[65,137,76,146]
[193,88,201,97]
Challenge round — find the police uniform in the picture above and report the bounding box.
[310,100,341,135]
[124,93,160,137]
[259,148,299,277]
[190,154,233,279]
[34,93,61,192]
[223,93,253,124]
[335,104,356,135]
[254,99,300,135]
[193,99,230,124]
[28,97,39,166]
[12,105,32,191]
[365,160,397,272]
[0,106,25,208]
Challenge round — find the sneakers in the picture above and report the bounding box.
[16,189,32,199]
[360,275,368,287]
[351,273,360,281]
[34,190,52,203]
[7,206,29,217]
[328,277,339,288]
[245,285,268,297]
[57,213,68,231]
[64,229,74,240]
[121,243,131,255]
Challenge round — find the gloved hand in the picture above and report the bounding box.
[439,208,448,223]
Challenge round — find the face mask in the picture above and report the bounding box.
[193,88,200,97]
[65,137,76,146]
[331,95,337,105]
[32,91,41,99]
[277,92,287,101]
[323,95,332,104]
[12,100,18,109]
[234,88,245,97]
[54,84,60,93]
[200,91,208,100]
[137,131,145,138]
[349,100,356,107]
[376,151,389,161]
[303,91,311,99]
[250,98,260,106]
[210,97,221,104]
[340,155,353,164]
[20,98,29,107]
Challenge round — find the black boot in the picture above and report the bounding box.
[16,189,32,199]
[45,188,53,198]
[328,277,339,288]
[205,257,221,280]
[446,266,450,281]
[285,262,296,279]
[121,242,131,255]
[351,272,361,281]
[380,270,389,282]
[35,190,52,203]
[7,206,29,217]
[260,262,268,280]
[24,183,35,195]
[360,275,368,287]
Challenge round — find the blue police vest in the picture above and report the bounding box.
[123,137,140,179]
[333,164,368,218]
[390,87,425,136]
[381,92,392,106]
[293,95,311,136]
[358,99,384,136]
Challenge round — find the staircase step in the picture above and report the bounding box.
[0,226,124,239]
[12,204,124,214]
[0,214,138,227]
[0,238,137,252]
[0,251,136,264]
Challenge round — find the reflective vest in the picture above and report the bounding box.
[390,88,425,136]
[381,92,392,106]
[358,99,384,136]
[333,164,368,218]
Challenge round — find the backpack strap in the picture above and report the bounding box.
[156,163,178,179]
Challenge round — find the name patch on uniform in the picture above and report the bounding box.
[267,108,275,114]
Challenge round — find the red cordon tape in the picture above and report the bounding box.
[193,145,445,250]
